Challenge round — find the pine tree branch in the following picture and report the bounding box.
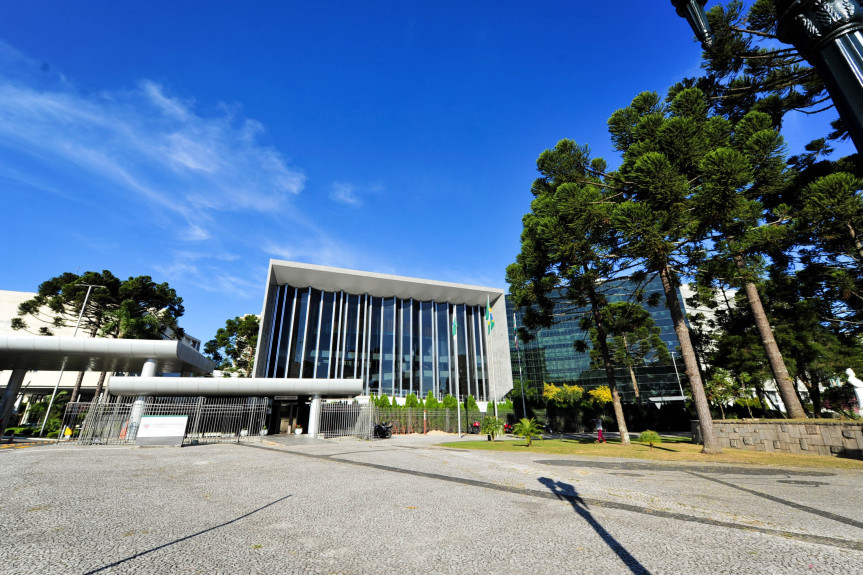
[731,25,777,39]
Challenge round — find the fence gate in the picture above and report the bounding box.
[319,402,373,439]
[59,397,268,445]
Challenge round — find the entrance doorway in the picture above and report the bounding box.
[272,398,310,434]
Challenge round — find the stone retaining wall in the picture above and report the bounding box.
[690,420,863,459]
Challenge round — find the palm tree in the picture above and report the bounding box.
[480,416,504,441]
[513,417,543,447]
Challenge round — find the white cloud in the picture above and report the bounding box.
[329,181,384,206]
[0,60,306,242]
[330,181,362,205]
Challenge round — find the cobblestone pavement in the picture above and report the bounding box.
[1,433,862,574]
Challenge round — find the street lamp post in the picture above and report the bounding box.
[38,283,105,437]
[673,0,863,154]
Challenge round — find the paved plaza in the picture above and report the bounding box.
[1,434,862,574]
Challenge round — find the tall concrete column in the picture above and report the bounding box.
[126,359,158,440]
[308,394,322,438]
[0,369,27,440]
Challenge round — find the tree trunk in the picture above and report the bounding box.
[622,334,640,398]
[70,371,85,403]
[802,372,822,417]
[628,365,641,398]
[658,263,721,454]
[845,222,863,261]
[585,279,630,445]
[735,258,807,419]
[93,371,107,401]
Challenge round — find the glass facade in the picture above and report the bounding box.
[264,285,492,400]
[506,275,689,402]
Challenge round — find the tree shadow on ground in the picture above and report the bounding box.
[538,477,652,575]
[83,494,293,574]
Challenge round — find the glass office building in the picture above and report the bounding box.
[506,275,689,402]
[255,260,514,401]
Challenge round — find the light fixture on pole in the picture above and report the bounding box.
[38,283,105,437]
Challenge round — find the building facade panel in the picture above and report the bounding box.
[506,275,690,402]
[255,260,513,401]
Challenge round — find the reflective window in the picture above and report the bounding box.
[420,301,433,398]
[268,286,287,377]
[343,294,360,378]
[435,302,450,397]
[316,291,336,377]
[288,289,309,378]
[368,297,382,395]
[381,297,396,396]
[302,289,321,378]
[400,299,411,394]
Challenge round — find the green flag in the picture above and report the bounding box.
[451,307,458,340]
[486,295,494,335]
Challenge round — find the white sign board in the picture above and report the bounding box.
[136,415,188,447]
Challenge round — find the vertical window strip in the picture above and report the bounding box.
[409,298,414,395]
[397,298,402,397]
[299,287,311,378]
[464,304,473,395]
[479,304,487,401]
[353,294,361,379]
[431,301,438,397]
[335,291,344,379]
[447,303,453,397]
[312,290,324,378]
[268,285,285,377]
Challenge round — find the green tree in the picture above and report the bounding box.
[424,391,439,410]
[587,301,670,399]
[404,393,420,409]
[512,417,543,447]
[606,89,723,452]
[204,315,261,377]
[507,139,637,445]
[703,368,740,419]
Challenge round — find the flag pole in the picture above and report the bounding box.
[514,312,527,419]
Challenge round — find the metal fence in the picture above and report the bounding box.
[318,404,488,439]
[59,397,268,446]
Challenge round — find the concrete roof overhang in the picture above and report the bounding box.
[0,335,215,374]
[268,259,504,306]
[109,376,362,397]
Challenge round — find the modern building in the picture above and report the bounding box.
[506,275,688,402]
[253,260,513,404]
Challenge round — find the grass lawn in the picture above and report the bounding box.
[439,435,863,470]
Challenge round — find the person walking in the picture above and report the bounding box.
[594,416,605,443]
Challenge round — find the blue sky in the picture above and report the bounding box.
[0,1,849,342]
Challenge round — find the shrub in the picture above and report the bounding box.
[513,417,543,447]
[639,430,662,449]
[424,391,440,410]
[405,393,420,409]
[480,416,504,440]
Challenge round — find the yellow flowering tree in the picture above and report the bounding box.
[588,386,612,406]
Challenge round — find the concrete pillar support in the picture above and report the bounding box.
[126,358,157,441]
[308,394,322,438]
[126,395,147,440]
[141,358,158,378]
